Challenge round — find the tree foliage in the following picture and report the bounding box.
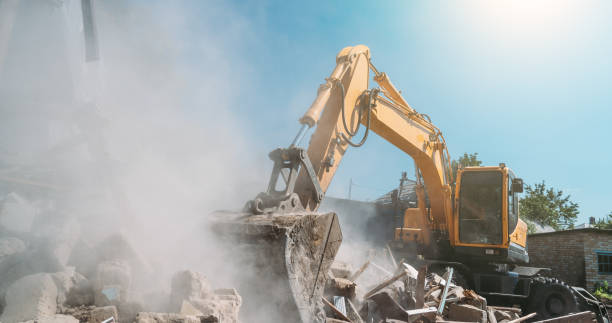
[451,152,482,184]
[519,181,579,230]
[594,212,612,229]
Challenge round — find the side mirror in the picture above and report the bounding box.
[512,178,524,193]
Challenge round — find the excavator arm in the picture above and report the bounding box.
[290,45,454,238]
[221,45,457,323]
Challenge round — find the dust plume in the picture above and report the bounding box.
[0,0,274,320]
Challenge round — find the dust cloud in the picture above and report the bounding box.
[0,0,268,318]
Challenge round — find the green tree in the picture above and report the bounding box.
[519,181,579,230]
[594,212,612,229]
[450,152,482,184]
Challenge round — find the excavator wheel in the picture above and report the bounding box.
[210,210,343,323]
[526,277,579,321]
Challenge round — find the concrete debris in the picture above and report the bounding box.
[0,223,241,323]
[23,314,80,323]
[134,312,208,323]
[448,303,487,323]
[0,182,595,323]
[170,270,213,308]
[0,245,65,293]
[52,267,90,311]
[0,273,58,323]
[168,270,241,323]
[319,248,535,323]
[327,277,357,299]
[89,306,119,323]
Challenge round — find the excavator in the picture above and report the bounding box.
[213,45,608,323]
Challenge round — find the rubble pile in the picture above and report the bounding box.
[0,192,241,323]
[322,252,532,323]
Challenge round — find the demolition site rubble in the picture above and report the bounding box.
[0,192,602,322]
[0,192,240,323]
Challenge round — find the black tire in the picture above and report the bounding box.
[526,277,579,320]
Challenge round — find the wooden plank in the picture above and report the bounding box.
[533,311,596,323]
[363,270,408,299]
[322,297,352,323]
[416,266,426,309]
[349,261,370,281]
[487,307,497,323]
[508,312,536,323]
[489,305,522,313]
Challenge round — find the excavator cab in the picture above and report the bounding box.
[453,165,529,264]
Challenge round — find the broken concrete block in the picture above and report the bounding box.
[0,237,26,258]
[328,277,357,298]
[0,246,64,293]
[89,306,119,323]
[493,308,512,321]
[212,288,242,322]
[170,270,213,309]
[180,300,203,315]
[189,298,238,323]
[448,303,487,323]
[330,260,354,279]
[406,307,437,322]
[0,273,58,323]
[94,234,152,290]
[51,267,90,310]
[134,312,205,323]
[94,260,131,306]
[23,314,80,323]
[61,305,96,322]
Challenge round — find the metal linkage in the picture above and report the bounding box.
[246,147,322,214]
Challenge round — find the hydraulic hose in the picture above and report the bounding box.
[336,79,379,148]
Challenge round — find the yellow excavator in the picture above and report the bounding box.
[214,45,608,323]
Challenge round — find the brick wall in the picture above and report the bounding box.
[527,229,612,290]
[583,231,612,290]
[527,231,586,287]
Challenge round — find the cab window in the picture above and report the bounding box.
[458,171,503,245]
[508,172,518,234]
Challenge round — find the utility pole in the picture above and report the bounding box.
[348,178,353,200]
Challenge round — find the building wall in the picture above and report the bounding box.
[527,229,612,290]
[583,232,612,290]
[527,231,586,287]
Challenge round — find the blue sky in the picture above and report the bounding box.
[186,1,612,224]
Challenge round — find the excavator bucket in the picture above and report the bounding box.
[211,210,342,323]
